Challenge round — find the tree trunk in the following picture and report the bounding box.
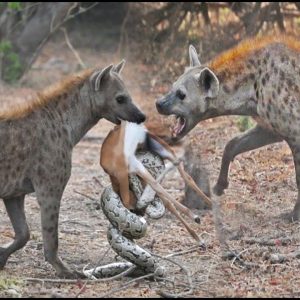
[274,2,285,32]
[183,147,211,210]
[0,2,74,82]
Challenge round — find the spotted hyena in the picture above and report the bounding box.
[0,60,145,278]
[156,35,300,222]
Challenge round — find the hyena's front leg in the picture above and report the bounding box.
[0,195,30,269]
[292,194,300,221]
[34,169,84,278]
[36,187,84,278]
[214,125,282,195]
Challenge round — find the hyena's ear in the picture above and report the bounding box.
[189,45,201,67]
[112,59,126,74]
[90,64,114,91]
[196,67,219,98]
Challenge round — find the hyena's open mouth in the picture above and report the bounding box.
[171,115,187,138]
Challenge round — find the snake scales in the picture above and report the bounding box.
[84,151,168,279]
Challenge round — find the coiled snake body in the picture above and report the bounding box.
[84,151,167,279]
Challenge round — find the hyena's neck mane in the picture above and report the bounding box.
[0,68,96,120]
[208,34,300,81]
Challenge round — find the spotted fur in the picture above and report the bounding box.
[0,61,146,278]
[156,35,300,221]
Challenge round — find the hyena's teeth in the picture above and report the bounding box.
[172,116,186,136]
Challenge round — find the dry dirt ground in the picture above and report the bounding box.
[0,41,300,298]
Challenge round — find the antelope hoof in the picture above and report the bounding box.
[213,180,229,196]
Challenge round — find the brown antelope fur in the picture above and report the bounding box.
[0,60,146,278]
[100,123,135,208]
[156,34,300,221]
[100,121,212,243]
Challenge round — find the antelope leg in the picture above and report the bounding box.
[134,161,200,242]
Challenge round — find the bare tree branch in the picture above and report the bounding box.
[61,27,86,69]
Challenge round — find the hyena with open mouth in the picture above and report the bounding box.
[156,35,300,222]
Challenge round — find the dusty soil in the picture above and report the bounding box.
[0,40,299,298]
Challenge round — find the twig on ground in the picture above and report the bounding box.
[151,253,194,298]
[230,248,250,269]
[24,278,83,284]
[74,190,98,202]
[98,272,156,298]
[75,280,88,298]
[89,246,199,297]
[221,248,260,269]
[93,176,104,187]
[76,246,111,298]
[242,236,293,246]
[60,218,92,228]
[25,248,137,288]
[25,265,136,285]
[165,245,203,258]
[270,250,300,263]
[24,267,137,285]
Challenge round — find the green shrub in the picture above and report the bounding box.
[0,40,22,83]
[236,116,255,132]
[0,276,23,297]
[7,2,22,11]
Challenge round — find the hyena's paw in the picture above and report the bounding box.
[0,247,9,269]
[291,209,300,223]
[282,202,300,223]
[213,180,229,196]
[54,260,87,279]
[279,210,300,223]
[56,268,86,279]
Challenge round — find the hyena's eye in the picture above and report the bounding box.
[116,95,127,104]
[176,89,186,100]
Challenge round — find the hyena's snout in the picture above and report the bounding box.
[156,93,174,115]
[156,99,164,112]
[128,106,146,124]
[135,111,146,124]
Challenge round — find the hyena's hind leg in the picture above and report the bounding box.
[214,125,283,195]
[0,195,30,269]
[287,143,300,222]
